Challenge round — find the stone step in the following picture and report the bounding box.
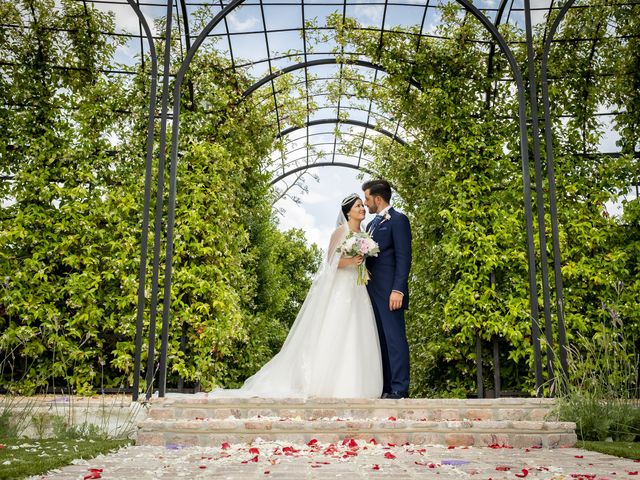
[146,397,557,422]
[136,417,577,448]
[137,397,576,449]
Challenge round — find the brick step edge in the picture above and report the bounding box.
[148,409,555,422]
[151,397,556,407]
[138,418,574,434]
[136,420,577,449]
[148,399,557,422]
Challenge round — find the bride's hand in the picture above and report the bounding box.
[351,255,364,265]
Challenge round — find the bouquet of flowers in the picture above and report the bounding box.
[337,231,380,285]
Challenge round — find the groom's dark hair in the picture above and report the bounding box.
[362,179,392,203]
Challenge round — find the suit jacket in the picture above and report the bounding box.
[366,207,412,310]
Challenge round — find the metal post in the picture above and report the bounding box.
[540,0,577,394]
[476,334,484,398]
[492,336,501,398]
[523,0,549,396]
[144,0,174,400]
[128,0,158,402]
[490,272,501,398]
[455,0,542,395]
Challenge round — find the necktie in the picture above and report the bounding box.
[368,215,383,234]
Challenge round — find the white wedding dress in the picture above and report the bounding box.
[209,213,383,398]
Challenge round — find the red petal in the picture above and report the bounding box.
[372,464,380,470]
[496,466,511,471]
[264,471,270,475]
[628,473,639,476]
[369,438,378,445]
[515,469,529,478]
[388,416,397,421]
[283,446,300,456]
[575,455,584,458]
[89,469,103,473]
[249,447,260,455]
[221,442,231,450]
[447,445,455,449]
[384,452,396,459]
[307,439,318,446]
[198,466,207,469]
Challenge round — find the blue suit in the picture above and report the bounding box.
[365,207,412,395]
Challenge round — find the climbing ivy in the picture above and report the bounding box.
[329,2,639,396]
[0,1,321,394]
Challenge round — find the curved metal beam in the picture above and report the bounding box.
[540,0,577,392]
[277,118,407,146]
[454,0,542,393]
[242,58,422,99]
[270,162,374,185]
[158,0,542,396]
[274,152,369,170]
[127,0,158,402]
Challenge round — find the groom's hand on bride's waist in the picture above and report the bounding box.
[389,290,404,311]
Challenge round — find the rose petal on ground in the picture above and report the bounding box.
[249,447,260,455]
[384,452,396,459]
[372,464,380,470]
[515,468,529,478]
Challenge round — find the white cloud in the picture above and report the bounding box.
[276,196,326,249]
[353,5,384,25]
[227,13,260,32]
[274,167,376,254]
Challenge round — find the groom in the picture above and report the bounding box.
[363,179,412,399]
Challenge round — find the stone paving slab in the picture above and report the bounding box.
[29,439,640,479]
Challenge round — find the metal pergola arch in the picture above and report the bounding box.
[127,0,548,399]
[25,0,628,399]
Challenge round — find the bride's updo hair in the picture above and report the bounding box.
[341,193,360,218]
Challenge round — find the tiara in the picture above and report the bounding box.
[341,193,360,206]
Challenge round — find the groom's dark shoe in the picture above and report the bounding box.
[384,391,408,399]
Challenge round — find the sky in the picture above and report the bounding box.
[273,168,376,253]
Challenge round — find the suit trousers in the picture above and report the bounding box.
[369,295,410,394]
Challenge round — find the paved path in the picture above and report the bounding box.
[30,439,640,479]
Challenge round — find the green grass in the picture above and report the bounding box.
[578,440,640,460]
[0,437,132,480]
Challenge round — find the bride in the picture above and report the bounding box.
[210,193,383,398]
